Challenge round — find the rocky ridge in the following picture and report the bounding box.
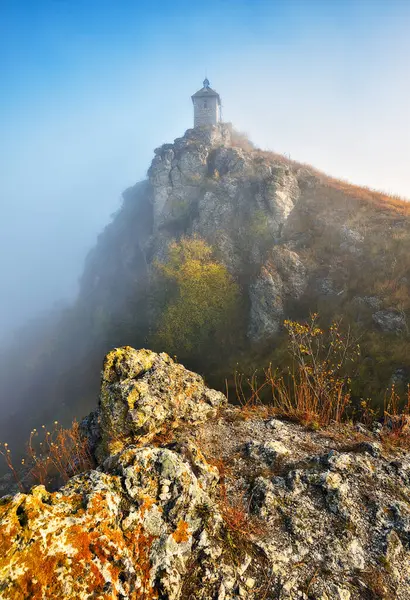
[1,122,410,467]
[82,123,410,354]
[82,124,306,343]
[2,347,410,599]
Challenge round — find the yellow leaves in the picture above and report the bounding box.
[155,236,214,282]
[280,315,361,426]
[153,236,241,358]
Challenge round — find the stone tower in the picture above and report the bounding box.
[191,78,221,127]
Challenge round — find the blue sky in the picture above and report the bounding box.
[1,0,410,336]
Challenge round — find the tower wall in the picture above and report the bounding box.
[193,96,220,127]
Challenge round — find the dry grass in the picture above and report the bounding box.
[231,129,410,214]
[150,425,177,447]
[233,316,410,450]
[235,316,356,428]
[323,175,410,214]
[235,369,350,430]
[263,367,351,428]
[380,385,410,450]
[1,420,94,492]
[218,490,263,539]
[199,446,263,541]
[235,367,410,450]
[358,568,397,600]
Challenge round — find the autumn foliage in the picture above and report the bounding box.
[152,236,243,364]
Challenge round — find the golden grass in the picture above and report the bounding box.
[233,316,410,449]
[1,420,94,491]
[380,385,410,450]
[230,128,410,215]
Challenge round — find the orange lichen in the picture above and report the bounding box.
[0,480,161,599]
[140,495,156,517]
[124,526,158,599]
[172,519,190,543]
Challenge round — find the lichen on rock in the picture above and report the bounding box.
[2,348,410,599]
[96,346,226,460]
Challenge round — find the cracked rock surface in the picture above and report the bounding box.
[2,347,410,599]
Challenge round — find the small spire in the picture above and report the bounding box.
[203,77,210,88]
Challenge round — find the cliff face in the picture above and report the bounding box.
[2,347,410,599]
[81,123,410,382]
[81,124,304,344]
[1,123,410,471]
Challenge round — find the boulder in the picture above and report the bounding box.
[94,347,226,460]
[373,309,407,333]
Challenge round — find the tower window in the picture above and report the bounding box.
[204,101,207,108]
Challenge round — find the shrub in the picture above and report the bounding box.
[235,316,360,427]
[152,236,244,365]
[233,315,410,449]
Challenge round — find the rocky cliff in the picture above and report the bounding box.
[81,123,410,369]
[1,123,410,475]
[2,347,410,599]
[81,124,305,344]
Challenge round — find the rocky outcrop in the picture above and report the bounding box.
[2,347,410,599]
[146,125,312,344]
[148,125,300,274]
[1,123,410,490]
[248,245,307,342]
[80,124,306,346]
[0,349,230,600]
[0,446,225,600]
[373,309,407,334]
[95,346,226,460]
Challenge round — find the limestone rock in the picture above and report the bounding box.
[373,309,407,333]
[248,261,284,341]
[2,348,410,598]
[244,439,289,466]
[96,346,226,460]
[147,124,300,279]
[339,225,364,254]
[248,245,307,342]
[0,446,228,600]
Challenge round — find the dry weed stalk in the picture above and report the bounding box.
[381,384,410,449]
[0,443,24,492]
[1,419,94,491]
[235,316,358,428]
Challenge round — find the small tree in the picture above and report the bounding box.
[152,236,242,365]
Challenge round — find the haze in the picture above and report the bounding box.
[1,0,409,338]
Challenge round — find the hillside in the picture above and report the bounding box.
[1,123,410,464]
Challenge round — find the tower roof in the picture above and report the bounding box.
[191,79,221,104]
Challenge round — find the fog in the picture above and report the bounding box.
[1,0,410,340]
